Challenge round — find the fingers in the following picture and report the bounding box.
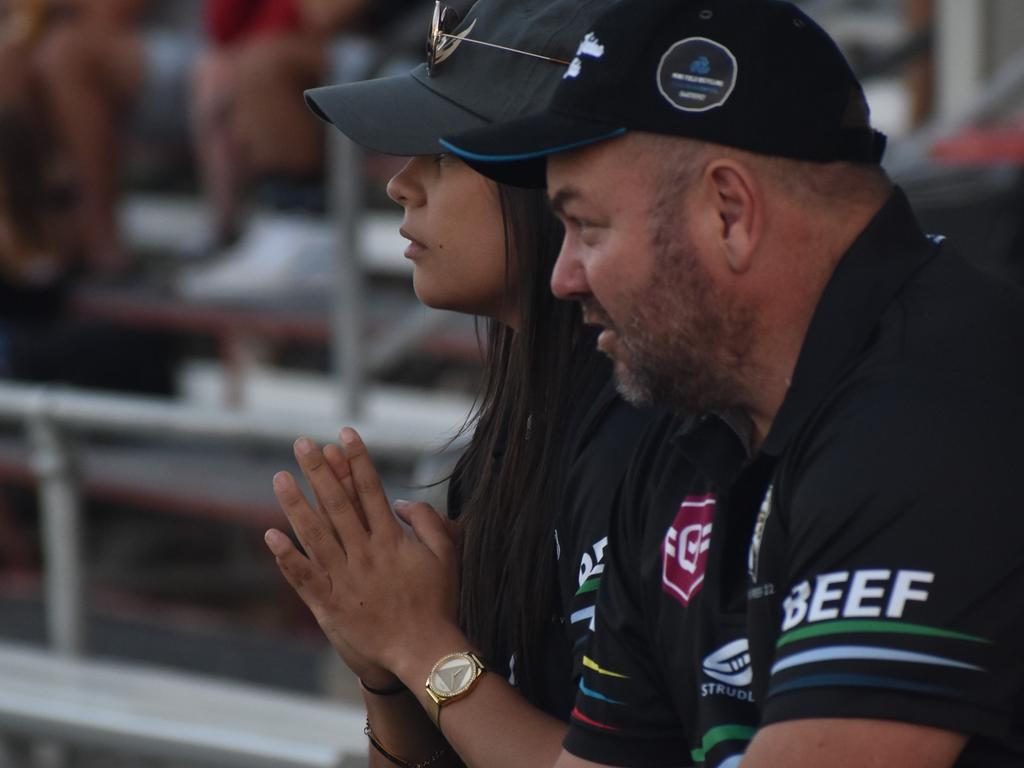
[393,500,457,562]
[392,499,462,549]
[322,442,368,530]
[293,437,369,546]
[272,470,346,568]
[340,427,400,535]
[264,528,332,605]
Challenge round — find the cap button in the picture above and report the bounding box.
[699,9,713,20]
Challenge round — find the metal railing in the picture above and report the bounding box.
[0,381,463,659]
[329,132,368,419]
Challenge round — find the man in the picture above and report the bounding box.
[442,0,1024,765]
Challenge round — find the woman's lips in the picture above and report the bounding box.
[400,229,427,260]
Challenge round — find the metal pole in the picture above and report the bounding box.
[906,0,936,128]
[935,0,986,122]
[328,129,366,420]
[27,410,85,657]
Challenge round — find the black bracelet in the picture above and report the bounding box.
[360,678,407,696]
[364,720,450,768]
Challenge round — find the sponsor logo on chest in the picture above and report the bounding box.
[662,494,715,605]
[578,536,608,588]
[782,569,934,631]
[747,483,773,584]
[571,537,609,631]
[700,638,754,702]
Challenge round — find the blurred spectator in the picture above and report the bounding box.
[0,3,78,376]
[0,1,69,280]
[0,0,201,275]
[37,1,146,274]
[0,108,175,394]
[190,0,420,255]
[0,1,179,393]
[0,109,68,335]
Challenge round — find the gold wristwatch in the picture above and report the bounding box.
[424,651,487,728]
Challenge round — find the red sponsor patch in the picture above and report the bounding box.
[662,494,715,605]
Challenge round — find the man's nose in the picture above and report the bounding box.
[551,241,589,300]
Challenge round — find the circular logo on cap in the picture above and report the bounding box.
[657,37,738,112]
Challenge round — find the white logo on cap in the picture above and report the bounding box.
[577,32,605,58]
[565,32,605,79]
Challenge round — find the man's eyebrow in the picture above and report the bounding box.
[548,187,581,217]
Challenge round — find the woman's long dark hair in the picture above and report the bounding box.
[450,181,605,706]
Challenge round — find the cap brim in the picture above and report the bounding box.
[441,112,627,188]
[305,67,489,156]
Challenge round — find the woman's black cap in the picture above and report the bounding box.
[304,0,620,157]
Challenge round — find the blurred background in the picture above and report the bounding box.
[0,0,1020,766]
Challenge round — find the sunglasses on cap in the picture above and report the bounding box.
[426,1,570,76]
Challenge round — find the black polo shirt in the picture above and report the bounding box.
[449,351,669,720]
[563,412,755,767]
[546,368,670,719]
[717,188,1024,764]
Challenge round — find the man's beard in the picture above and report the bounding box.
[587,220,755,414]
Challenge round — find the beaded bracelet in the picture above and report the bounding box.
[364,720,450,768]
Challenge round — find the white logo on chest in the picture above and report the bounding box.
[747,483,773,583]
[782,569,934,631]
[703,638,752,686]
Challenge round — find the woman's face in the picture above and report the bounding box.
[387,155,516,326]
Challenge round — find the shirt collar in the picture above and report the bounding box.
[759,187,936,457]
[672,412,749,486]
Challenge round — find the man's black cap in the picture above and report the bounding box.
[441,0,888,187]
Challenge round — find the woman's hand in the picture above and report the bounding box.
[265,435,394,689]
[266,427,461,682]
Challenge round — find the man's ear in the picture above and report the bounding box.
[703,158,763,274]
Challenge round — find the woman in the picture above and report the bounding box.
[264,0,655,765]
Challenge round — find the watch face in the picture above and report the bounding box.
[430,655,478,696]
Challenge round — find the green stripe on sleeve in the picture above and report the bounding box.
[575,578,601,596]
[689,724,756,763]
[777,619,990,649]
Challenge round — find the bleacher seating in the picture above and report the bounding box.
[0,640,367,767]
